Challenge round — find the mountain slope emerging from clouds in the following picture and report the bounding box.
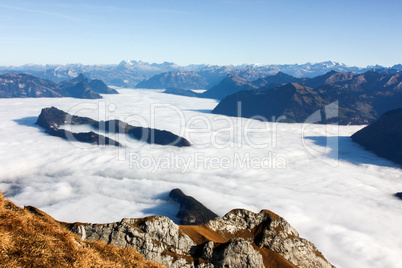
[0,73,117,99]
[70,205,333,268]
[212,70,402,125]
[352,108,402,165]
[136,71,209,89]
[201,74,258,99]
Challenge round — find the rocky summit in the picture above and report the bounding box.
[66,189,333,268]
[69,207,333,268]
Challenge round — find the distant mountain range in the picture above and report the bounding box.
[135,61,402,90]
[212,70,402,125]
[0,73,117,99]
[1,60,401,89]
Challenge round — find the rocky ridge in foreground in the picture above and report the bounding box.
[68,189,334,268]
[1,185,334,267]
[69,209,333,268]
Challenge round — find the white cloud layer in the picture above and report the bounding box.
[0,89,401,268]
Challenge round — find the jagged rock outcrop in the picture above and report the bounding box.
[69,209,333,268]
[202,238,264,268]
[169,189,218,225]
[71,216,196,268]
[351,108,402,165]
[36,107,191,147]
[256,211,331,268]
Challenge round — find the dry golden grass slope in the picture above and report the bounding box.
[0,193,164,268]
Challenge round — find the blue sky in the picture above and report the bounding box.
[0,0,401,67]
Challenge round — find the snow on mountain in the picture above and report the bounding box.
[0,60,398,88]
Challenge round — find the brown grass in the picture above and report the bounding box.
[179,225,227,245]
[0,193,164,268]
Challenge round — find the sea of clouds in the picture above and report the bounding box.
[0,88,401,268]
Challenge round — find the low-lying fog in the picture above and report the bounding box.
[0,89,401,268]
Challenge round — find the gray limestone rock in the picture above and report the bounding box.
[69,206,334,268]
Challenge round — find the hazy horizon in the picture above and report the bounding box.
[0,59,399,69]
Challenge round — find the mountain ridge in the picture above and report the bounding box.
[0,73,116,99]
[212,70,402,125]
[2,60,400,88]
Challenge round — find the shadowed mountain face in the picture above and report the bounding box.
[253,71,303,88]
[60,73,118,94]
[212,83,327,122]
[351,108,402,166]
[0,73,117,99]
[36,107,191,147]
[200,74,258,100]
[169,188,218,225]
[212,70,402,125]
[162,87,200,97]
[94,119,191,147]
[302,70,355,88]
[136,71,209,90]
[0,73,63,98]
